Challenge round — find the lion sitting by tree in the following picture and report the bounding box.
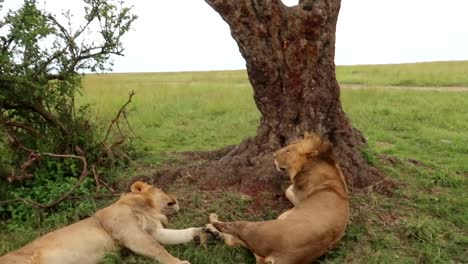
[206,132,349,264]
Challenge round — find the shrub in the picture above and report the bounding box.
[0,0,136,223]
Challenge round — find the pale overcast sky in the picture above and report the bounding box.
[1,0,468,72]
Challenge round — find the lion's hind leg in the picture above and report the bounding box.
[206,214,246,247]
[0,251,39,264]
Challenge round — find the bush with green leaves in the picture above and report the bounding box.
[2,158,89,217]
[0,0,137,222]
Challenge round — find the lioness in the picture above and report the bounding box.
[0,181,211,264]
[207,132,349,264]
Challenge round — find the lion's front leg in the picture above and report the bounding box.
[112,222,190,264]
[151,228,201,245]
[285,185,299,206]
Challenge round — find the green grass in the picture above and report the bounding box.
[80,71,258,155]
[337,61,468,86]
[337,88,468,263]
[1,62,468,263]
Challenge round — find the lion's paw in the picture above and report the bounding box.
[194,226,223,246]
[209,213,219,223]
[203,226,223,242]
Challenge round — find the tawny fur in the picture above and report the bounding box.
[0,181,206,264]
[208,132,349,264]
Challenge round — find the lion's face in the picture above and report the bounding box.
[273,142,306,174]
[273,132,327,179]
[131,181,180,215]
[151,188,180,215]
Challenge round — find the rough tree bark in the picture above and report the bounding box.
[199,0,386,189]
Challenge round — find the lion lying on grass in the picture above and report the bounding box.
[0,181,213,264]
[207,132,349,264]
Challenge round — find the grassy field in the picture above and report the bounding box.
[1,61,467,263]
[80,70,258,155]
[336,60,468,87]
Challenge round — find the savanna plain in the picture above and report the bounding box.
[0,61,467,264]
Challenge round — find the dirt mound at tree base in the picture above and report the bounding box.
[119,146,291,214]
[124,148,395,215]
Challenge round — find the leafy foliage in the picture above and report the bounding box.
[0,0,136,156]
[0,0,136,219]
[1,158,90,219]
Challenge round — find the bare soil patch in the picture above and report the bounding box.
[123,149,290,214]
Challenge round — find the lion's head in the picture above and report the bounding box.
[130,181,179,215]
[273,132,331,179]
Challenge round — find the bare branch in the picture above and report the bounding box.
[102,90,135,143]
[29,103,69,137]
[4,129,35,153]
[122,111,136,137]
[99,179,116,194]
[7,152,42,182]
[92,164,100,191]
[1,120,41,137]
[1,100,70,138]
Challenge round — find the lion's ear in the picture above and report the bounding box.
[303,131,311,138]
[299,140,318,157]
[130,181,152,193]
[305,150,319,158]
[319,139,332,156]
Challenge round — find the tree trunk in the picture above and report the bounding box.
[202,0,386,189]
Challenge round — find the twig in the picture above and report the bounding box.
[92,164,100,191]
[99,179,116,194]
[122,111,136,137]
[102,90,135,143]
[4,128,35,153]
[7,152,42,182]
[110,137,126,151]
[98,91,135,168]
[115,116,125,138]
[1,120,41,137]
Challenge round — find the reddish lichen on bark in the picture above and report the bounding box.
[199,0,389,190]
